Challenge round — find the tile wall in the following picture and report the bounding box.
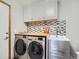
[25,20,66,36]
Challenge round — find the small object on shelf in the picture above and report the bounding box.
[43,25,49,34]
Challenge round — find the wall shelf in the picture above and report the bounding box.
[24,18,58,24]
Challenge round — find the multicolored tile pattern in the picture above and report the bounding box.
[25,20,66,36]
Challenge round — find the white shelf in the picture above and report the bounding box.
[24,18,58,23]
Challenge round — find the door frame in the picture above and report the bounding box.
[0,0,11,59]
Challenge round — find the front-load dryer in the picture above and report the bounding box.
[27,36,46,59]
[14,36,27,59]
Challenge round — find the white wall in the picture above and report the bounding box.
[3,0,25,58]
[59,0,79,51]
[24,0,58,21]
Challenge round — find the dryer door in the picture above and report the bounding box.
[28,41,43,59]
[15,39,26,56]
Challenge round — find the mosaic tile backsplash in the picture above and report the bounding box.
[25,19,66,36]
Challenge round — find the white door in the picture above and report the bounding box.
[0,2,9,59]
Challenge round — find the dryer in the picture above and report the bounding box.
[14,36,27,59]
[27,36,46,59]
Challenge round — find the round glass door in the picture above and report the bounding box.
[15,39,26,55]
[28,41,43,59]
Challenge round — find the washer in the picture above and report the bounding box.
[27,36,46,59]
[14,36,27,59]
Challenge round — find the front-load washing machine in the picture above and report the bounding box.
[27,36,46,59]
[14,36,27,59]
